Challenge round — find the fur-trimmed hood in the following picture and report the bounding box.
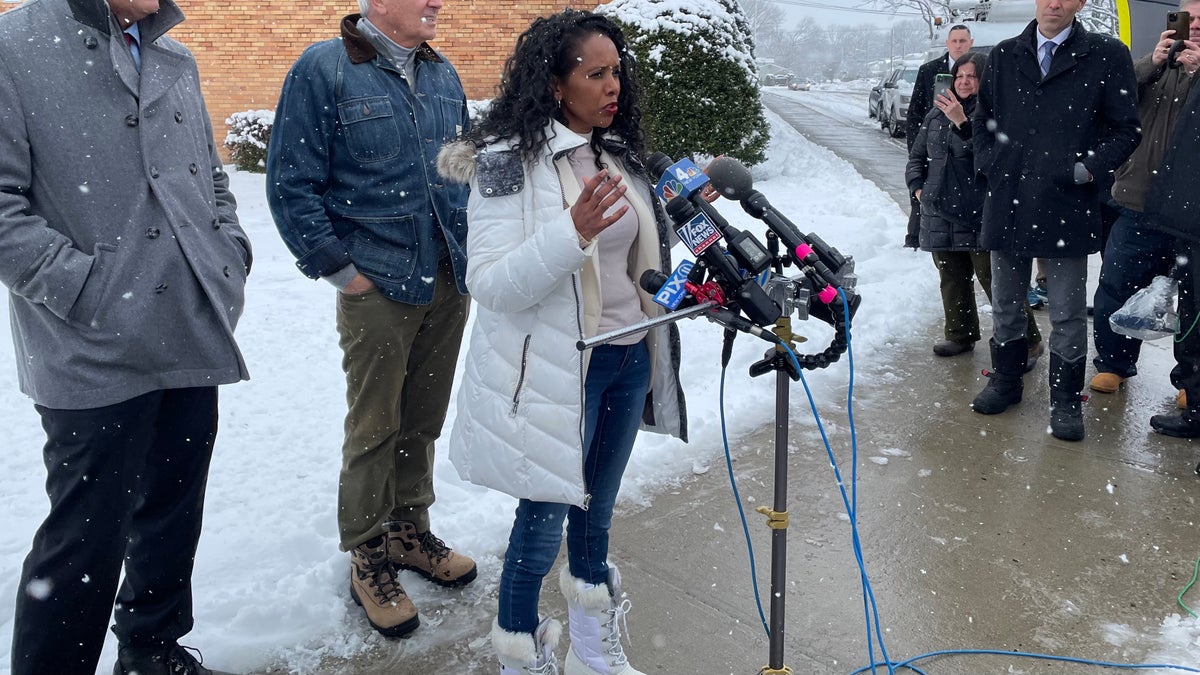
[436,139,481,185]
[436,125,648,187]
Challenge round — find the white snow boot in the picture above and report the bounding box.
[559,565,645,675]
[492,616,562,675]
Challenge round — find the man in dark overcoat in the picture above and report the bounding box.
[969,0,1140,441]
[0,0,250,673]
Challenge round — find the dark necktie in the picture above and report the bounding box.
[1040,42,1055,79]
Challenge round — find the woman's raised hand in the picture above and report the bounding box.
[572,170,629,242]
[935,92,966,127]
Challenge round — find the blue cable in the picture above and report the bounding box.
[721,289,1198,674]
[849,648,1200,674]
[720,364,771,637]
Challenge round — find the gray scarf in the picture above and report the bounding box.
[357,17,418,91]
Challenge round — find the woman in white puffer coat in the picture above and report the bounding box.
[437,10,686,675]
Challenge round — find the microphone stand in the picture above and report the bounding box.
[752,232,802,675]
[581,234,844,675]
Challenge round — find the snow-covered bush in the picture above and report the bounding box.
[600,0,770,166]
[224,109,274,173]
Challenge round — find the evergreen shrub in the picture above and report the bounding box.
[224,109,274,173]
[601,0,770,166]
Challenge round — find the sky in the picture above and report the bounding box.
[766,0,928,30]
[0,81,1196,673]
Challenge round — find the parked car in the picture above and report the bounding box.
[762,72,795,87]
[878,62,920,138]
[867,75,887,118]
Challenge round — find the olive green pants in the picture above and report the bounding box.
[334,261,468,551]
[932,250,1041,345]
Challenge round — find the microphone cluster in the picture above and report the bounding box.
[640,153,858,341]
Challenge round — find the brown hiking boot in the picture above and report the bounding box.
[386,521,478,587]
[350,535,419,638]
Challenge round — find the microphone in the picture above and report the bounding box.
[663,196,780,326]
[640,267,728,310]
[640,265,696,310]
[638,268,774,346]
[707,156,851,304]
[648,153,771,275]
[710,308,776,344]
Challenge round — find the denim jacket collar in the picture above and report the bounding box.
[339,13,443,66]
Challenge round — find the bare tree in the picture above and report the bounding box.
[874,0,946,40]
[892,18,934,57]
[736,0,787,40]
[1079,0,1119,39]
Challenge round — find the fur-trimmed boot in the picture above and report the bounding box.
[559,565,644,675]
[492,617,562,675]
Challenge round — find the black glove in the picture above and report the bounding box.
[904,234,920,250]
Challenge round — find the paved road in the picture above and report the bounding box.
[762,89,912,213]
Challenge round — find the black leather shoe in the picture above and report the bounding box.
[933,339,975,357]
[1150,413,1200,439]
[114,644,235,675]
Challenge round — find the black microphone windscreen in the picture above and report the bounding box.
[639,269,669,294]
[706,156,754,201]
[664,196,696,224]
[646,152,673,181]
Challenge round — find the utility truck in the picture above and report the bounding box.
[930,0,1177,57]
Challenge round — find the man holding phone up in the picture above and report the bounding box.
[1090,3,1200,408]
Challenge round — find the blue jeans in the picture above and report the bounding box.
[497,340,651,634]
[1093,208,1176,377]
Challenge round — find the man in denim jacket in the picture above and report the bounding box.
[266,0,475,639]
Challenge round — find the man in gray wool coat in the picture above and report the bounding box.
[0,0,250,673]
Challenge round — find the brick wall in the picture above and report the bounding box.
[0,0,611,158]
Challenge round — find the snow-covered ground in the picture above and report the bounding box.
[0,84,1195,673]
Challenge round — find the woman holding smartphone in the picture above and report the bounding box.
[904,52,1044,365]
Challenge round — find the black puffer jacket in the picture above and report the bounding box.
[905,96,985,251]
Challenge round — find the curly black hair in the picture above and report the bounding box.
[467,9,645,169]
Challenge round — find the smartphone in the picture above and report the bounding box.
[1168,10,1190,40]
[933,73,954,101]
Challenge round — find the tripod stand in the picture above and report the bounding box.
[742,236,852,675]
[745,312,803,675]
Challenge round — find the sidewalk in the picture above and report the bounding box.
[260,310,1200,674]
